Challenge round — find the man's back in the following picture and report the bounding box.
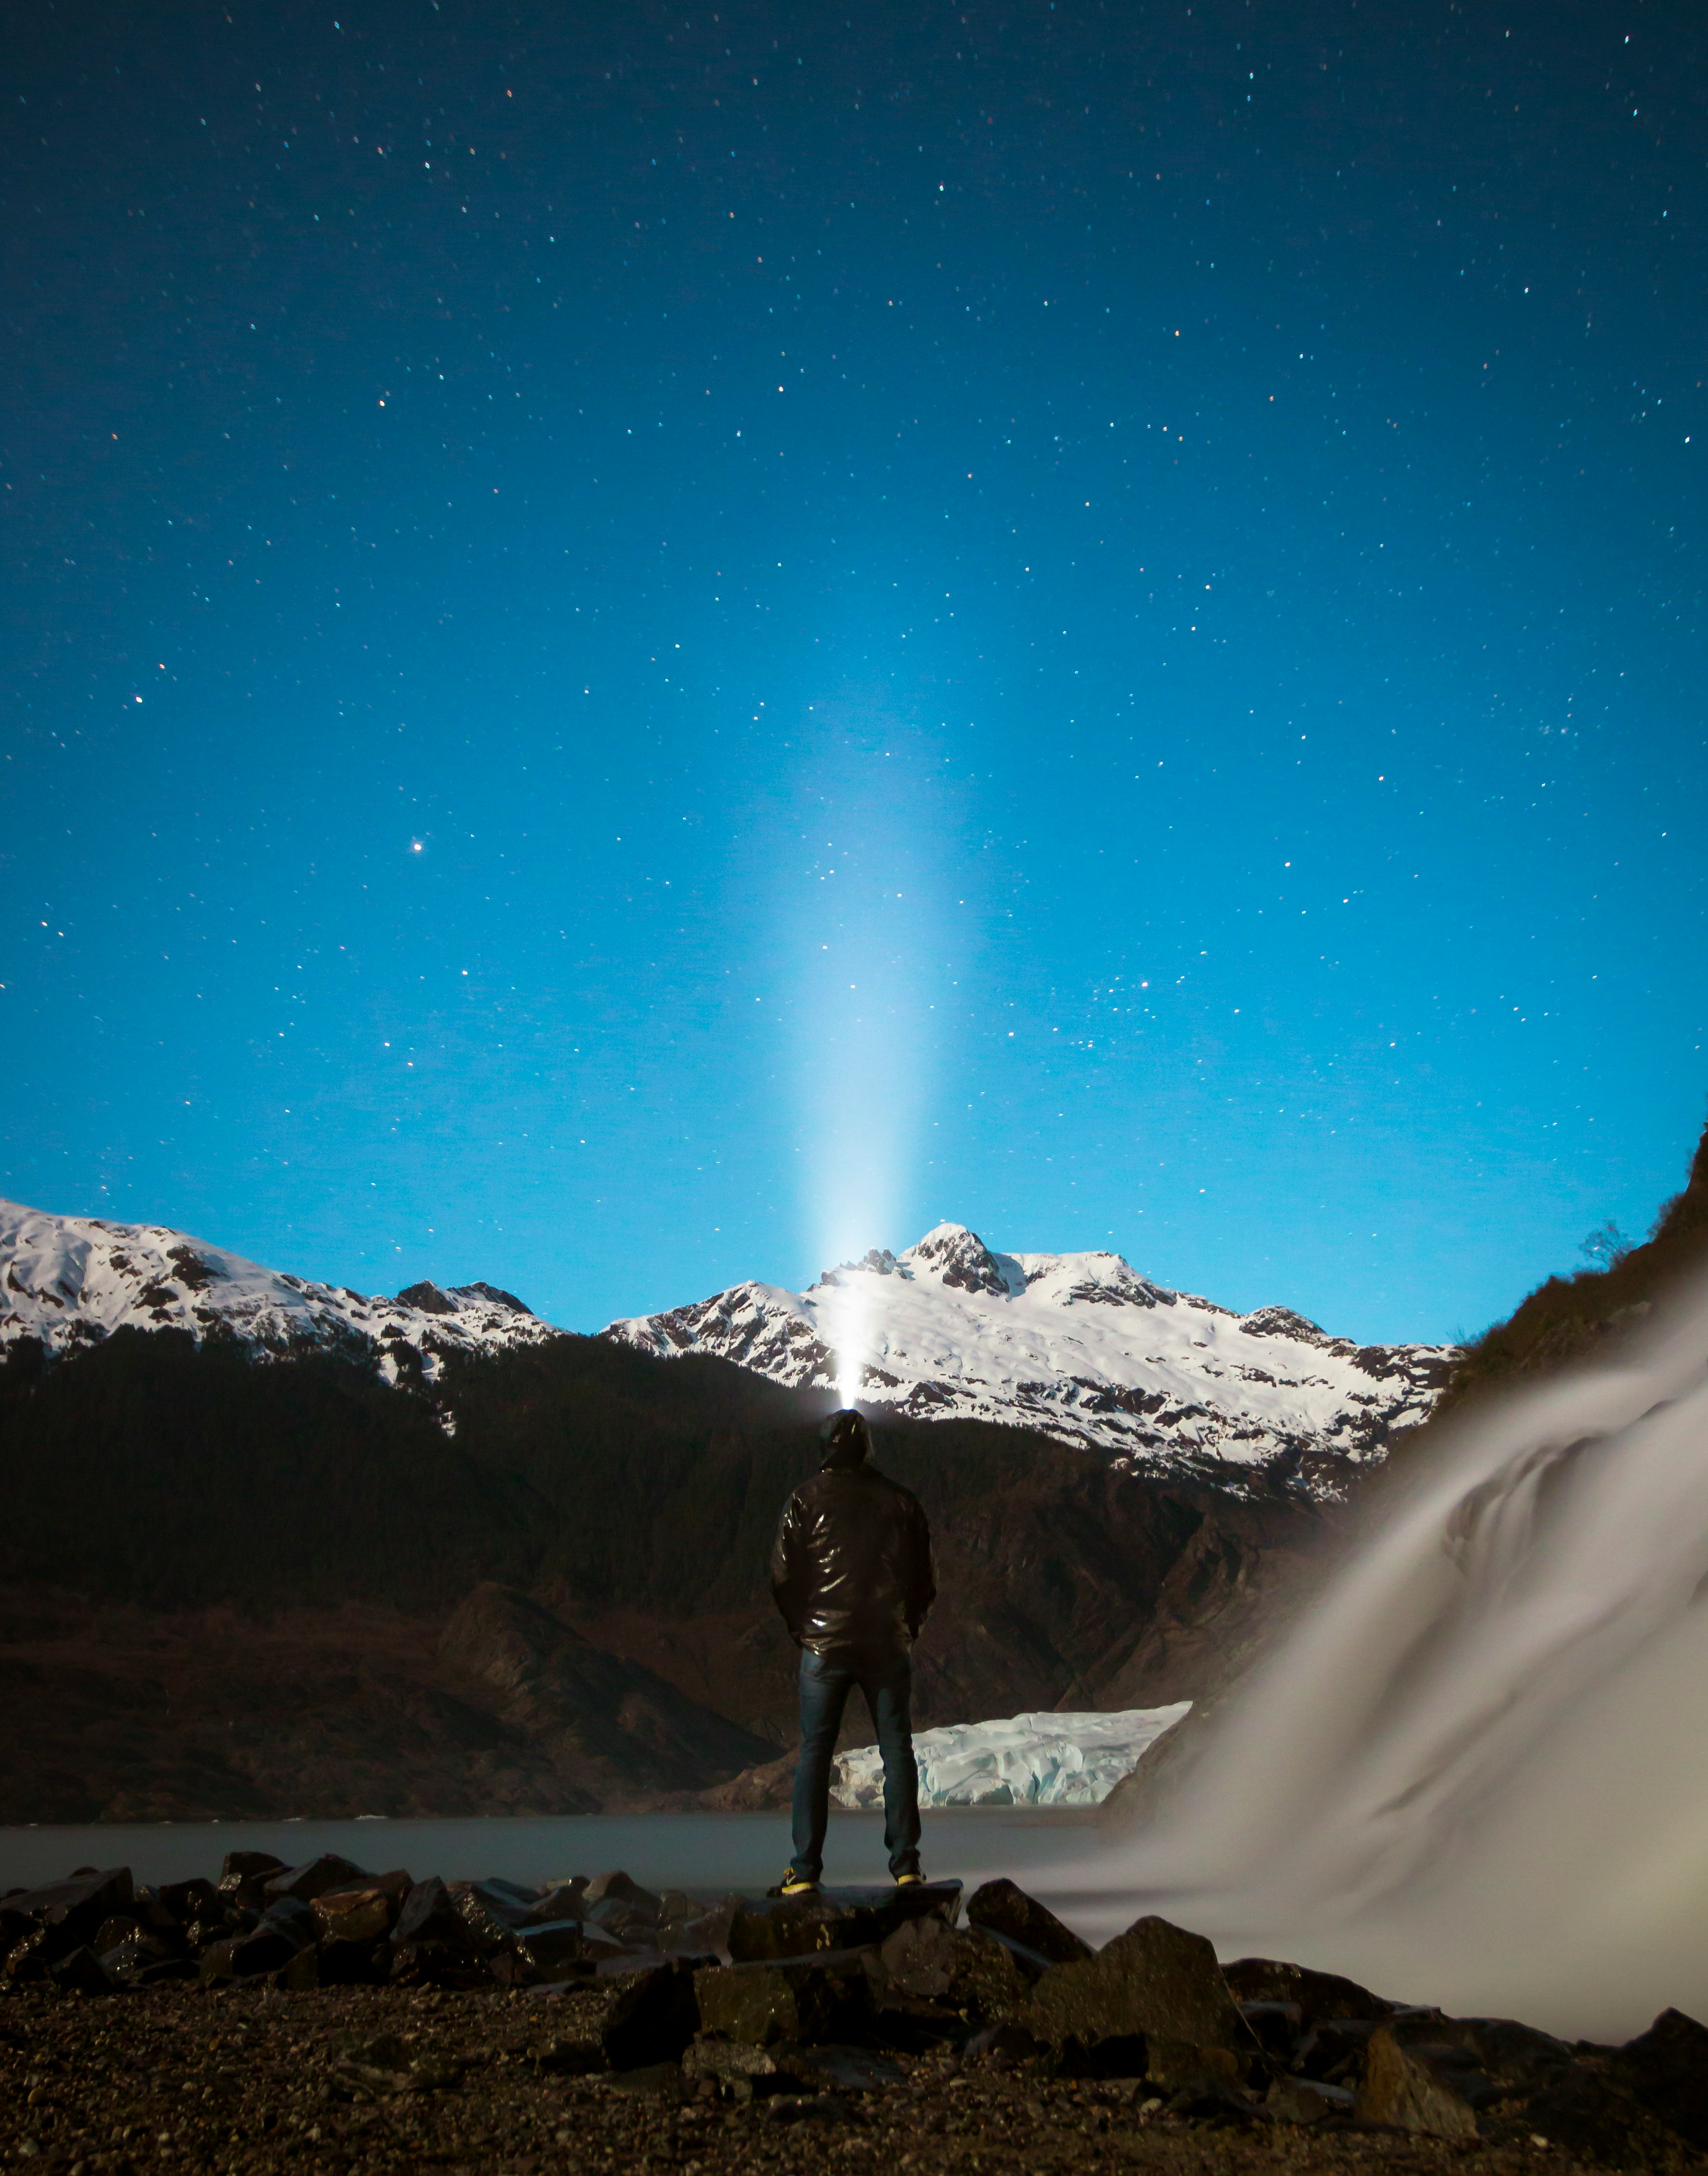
[769,1461,935,1655]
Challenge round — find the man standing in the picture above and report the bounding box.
[768,1408,936,1895]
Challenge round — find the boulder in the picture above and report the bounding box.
[586,1870,662,1917]
[1354,2024,1479,2141]
[526,1879,589,1923]
[1237,2000,1304,2061]
[218,1850,286,1893]
[964,1879,1092,1967]
[694,1953,874,2047]
[513,1919,592,1980]
[271,1945,320,1992]
[730,1882,960,1962]
[392,1878,474,1952]
[603,1960,701,2071]
[232,1897,317,1978]
[946,1927,1035,2022]
[1021,1914,1252,2076]
[1612,2009,1708,2151]
[1518,2065,1703,2172]
[878,1914,958,1999]
[317,1937,387,1986]
[1292,2015,1382,2084]
[3,1927,52,1982]
[263,1855,371,1906]
[1222,1955,1393,2025]
[312,1886,394,1944]
[48,1945,114,1996]
[158,1877,223,1928]
[0,1867,135,1959]
[965,2020,1046,2067]
[1264,2075,1350,2124]
[97,1931,178,1986]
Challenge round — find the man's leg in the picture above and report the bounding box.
[789,1648,851,1885]
[862,1649,922,1879]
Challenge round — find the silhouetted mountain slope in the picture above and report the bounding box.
[0,1317,1329,1814]
[1436,1118,1708,1413]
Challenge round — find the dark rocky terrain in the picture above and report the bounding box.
[3,1858,1703,2175]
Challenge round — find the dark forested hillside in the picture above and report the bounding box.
[0,1316,1327,1815]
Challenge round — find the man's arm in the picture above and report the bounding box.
[769,1493,808,1644]
[905,1496,937,1637]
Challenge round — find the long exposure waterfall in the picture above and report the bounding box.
[1073,1269,1708,2040]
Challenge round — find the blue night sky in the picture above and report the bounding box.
[2,0,1704,1344]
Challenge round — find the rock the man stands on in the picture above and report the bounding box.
[768,1408,936,1894]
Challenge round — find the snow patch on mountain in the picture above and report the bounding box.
[604,1222,1458,1492]
[832,1703,1193,1808]
[0,1197,560,1381]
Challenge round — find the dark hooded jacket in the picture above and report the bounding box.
[768,1416,935,1656]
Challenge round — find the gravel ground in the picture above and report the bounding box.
[0,1981,1608,2176]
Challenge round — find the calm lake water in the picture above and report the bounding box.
[0,1807,1119,1936]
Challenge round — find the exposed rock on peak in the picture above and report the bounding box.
[902,1223,1019,1298]
[604,1225,1459,1500]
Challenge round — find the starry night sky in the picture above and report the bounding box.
[3,0,1705,1342]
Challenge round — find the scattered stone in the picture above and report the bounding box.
[1223,1954,1394,2024]
[1354,2022,1480,2141]
[1237,1998,1304,2059]
[694,1953,874,2046]
[1612,2008,1708,2150]
[879,1912,959,1998]
[964,1877,1093,1966]
[945,1924,1035,2020]
[1021,1913,1252,2076]
[1265,2074,1351,2123]
[586,1869,663,1916]
[965,2019,1045,2066]
[0,1866,135,1959]
[312,1884,394,1943]
[730,1882,960,1961]
[261,1853,371,1905]
[392,1876,474,1952]
[603,1959,701,2071]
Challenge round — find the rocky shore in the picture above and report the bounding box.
[3,1856,1705,2174]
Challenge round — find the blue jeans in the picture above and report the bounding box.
[788,1646,921,1882]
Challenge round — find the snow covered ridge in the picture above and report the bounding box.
[603,1222,1460,1494]
[832,1703,1192,1808]
[0,1198,560,1380]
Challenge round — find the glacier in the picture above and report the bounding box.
[831,1703,1193,1809]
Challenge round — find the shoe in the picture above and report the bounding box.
[776,1870,819,1898]
[894,1869,926,1887]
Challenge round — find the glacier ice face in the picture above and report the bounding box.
[604,1221,1457,1493]
[831,1703,1192,1809]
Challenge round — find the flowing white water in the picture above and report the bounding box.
[1064,1269,1708,2041]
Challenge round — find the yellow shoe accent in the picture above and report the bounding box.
[779,1873,819,1897]
[895,1870,926,1886]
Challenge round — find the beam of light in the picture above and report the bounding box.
[1050,1264,1708,2041]
[780,700,953,1403]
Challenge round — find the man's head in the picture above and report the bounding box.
[819,1407,873,1470]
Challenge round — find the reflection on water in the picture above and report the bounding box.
[0,1806,1101,1925]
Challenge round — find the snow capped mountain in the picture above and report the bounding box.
[0,1198,560,1383]
[604,1222,1459,1493]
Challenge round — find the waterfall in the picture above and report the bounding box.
[1063,1269,1708,2040]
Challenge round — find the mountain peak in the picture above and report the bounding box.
[901,1223,1019,1298]
[0,1197,559,1380]
[605,1226,1461,1497]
